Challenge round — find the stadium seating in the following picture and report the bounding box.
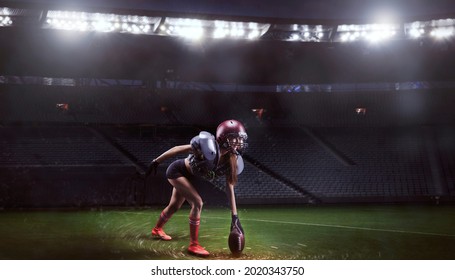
[245,126,437,202]
[1,123,454,205]
[435,125,455,197]
[2,83,455,206]
[0,126,129,166]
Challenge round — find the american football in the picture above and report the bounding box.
[228,229,245,256]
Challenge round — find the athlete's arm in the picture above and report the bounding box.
[226,182,238,215]
[226,181,244,234]
[153,144,192,163]
[146,144,192,176]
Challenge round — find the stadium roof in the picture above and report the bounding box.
[2,0,455,85]
[5,0,455,22]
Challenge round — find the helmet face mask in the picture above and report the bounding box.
[216,120,248,155]
[225,134,248,154]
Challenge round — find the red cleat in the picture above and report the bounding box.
[152,227,172,241]
[188,243,210,257]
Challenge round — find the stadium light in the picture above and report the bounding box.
[430,27,454,39]
[158,17,270,40]
[289,24,329,42]
[4,4,455,45]
[262,23,332,42]
[336,23,399,42]
[405,18,455,40]
[44,10,161,34]
[0,7,13,27]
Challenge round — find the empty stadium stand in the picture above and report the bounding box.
[1,84,455,207]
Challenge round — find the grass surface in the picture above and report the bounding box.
[1,204,454,260]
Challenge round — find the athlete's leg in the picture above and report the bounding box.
[168,177,203,219]
[167,187,187,212]
[152,188,186,240]
[168,177,209,256]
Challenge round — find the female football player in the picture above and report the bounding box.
[146,119,248,256]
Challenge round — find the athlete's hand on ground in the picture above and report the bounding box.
[231,214,244,235]
[146,159,160,176]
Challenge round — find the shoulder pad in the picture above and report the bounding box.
[198,131,213,139]
[190,135,201,151]
[191,131,218,161]
[236,155,244,175]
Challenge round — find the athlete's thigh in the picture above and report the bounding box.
[168,177,202,204]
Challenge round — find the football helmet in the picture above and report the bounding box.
[216,120,248,154]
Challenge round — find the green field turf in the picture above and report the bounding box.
[0,204,454,260]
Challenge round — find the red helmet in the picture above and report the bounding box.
[216,119,248,153]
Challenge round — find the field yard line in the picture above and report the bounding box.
[117,211,455,238]
[207,216,455,238]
